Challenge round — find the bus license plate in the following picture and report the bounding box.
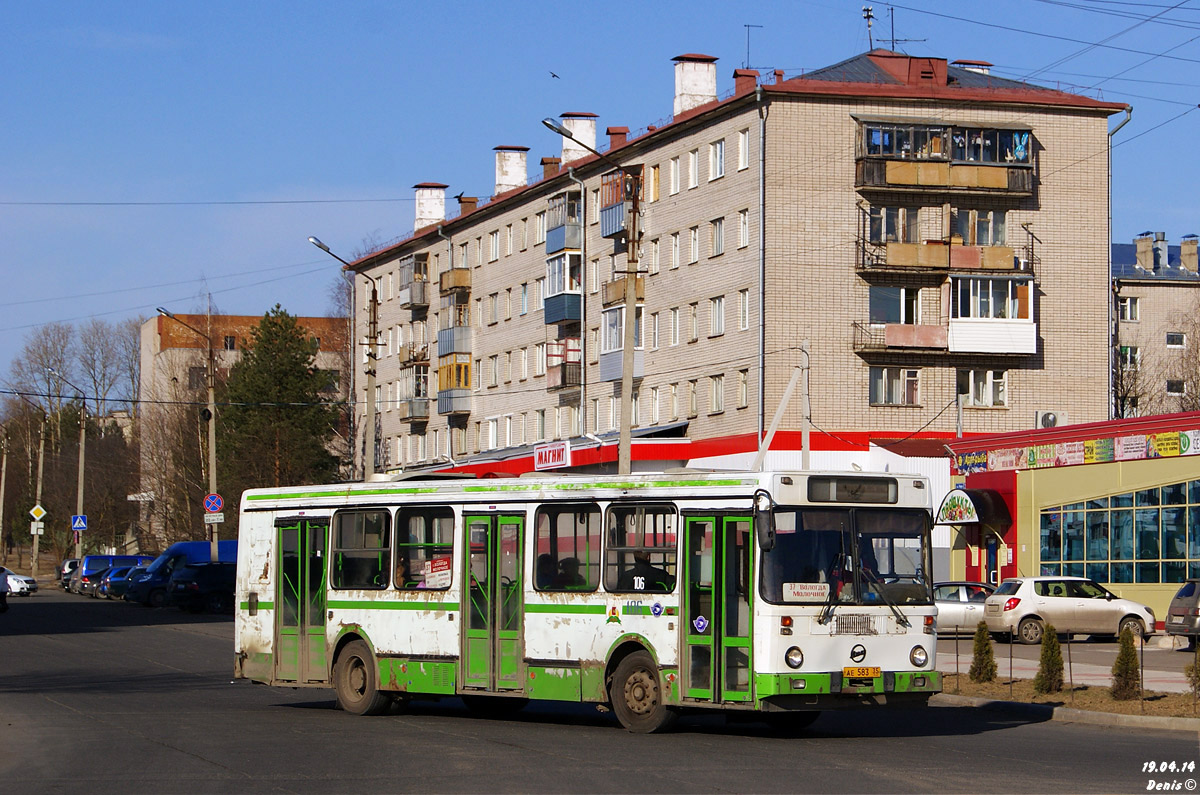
[843,666,881,679]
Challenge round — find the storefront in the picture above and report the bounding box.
[944,412,1200,622]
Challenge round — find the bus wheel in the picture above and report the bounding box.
[610,651,676,733]
[334,640,391,716]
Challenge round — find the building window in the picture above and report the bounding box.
[957,369,1008,407]
[1119,346,1140,371]
[534,343,547,376]
[601,305,644,353]
[504,288,512,320]
[1118,296,1140,321]
[669,156,680,195]
[951,277,1032,320]
[588,328,598,363]
[650,312,659,349]
[869,206,918,243]
[670,384,679,420]
[670,233,680,269]
[709,139,725,180]
[519,347,528,380]
[437,353,471,391]
[670,308,680,346]
[710,218,724,256]
[648,164,660,202]
[952,208,1006,246]
[738,209,749,248]
[520,283,529,315]
[535,409,547,441]
[738,289,750,330]
[688,149,699,188]
[223,335,236,351]
[588,259,599,293]
[709,296,725,336]
[738,128,749,170]
[738,369,749,408]
[487,293,499,324]
[687,380,698,417]
[546,252,582,296]
[488,230,500,262]
[472,358,481,391]
[521,218,528,250]
[535,211,547,244]
[1167,332,1185,348]
[869,286,920,325]
[869,367,919,406]
[710,374,725,413]
[649,239,660,274]
[505,224,513,256]
[689,227,699,263]
[688,303,698,342]
[535,277,545,310]
[482,418,499,450]
[1168,380,1186,396]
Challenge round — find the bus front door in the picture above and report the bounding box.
[683,515,753,703]
[462,514,525,692]
[275,517,329,684]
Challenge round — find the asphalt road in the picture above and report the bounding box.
[2,590,1197,794]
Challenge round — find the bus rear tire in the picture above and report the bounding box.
[610,651,676,734]
[334,640,391,716]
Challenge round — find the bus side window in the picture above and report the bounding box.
[533,503,601,592]
[605,504,678,594]
[331,510,390,590]
[396,507,454,590]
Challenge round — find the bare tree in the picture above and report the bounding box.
[77,318,122,415]
[327,273,356,480]
[10,323,75,416]
[114,316,145,417]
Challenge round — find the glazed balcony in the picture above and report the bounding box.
[856,158,1034,196]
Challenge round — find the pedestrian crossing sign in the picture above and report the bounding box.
[71,515,87,531]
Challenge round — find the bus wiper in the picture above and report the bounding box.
[864,573,910,628]
[817,554,846,626]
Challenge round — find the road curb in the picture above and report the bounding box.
[933,693,1200,733]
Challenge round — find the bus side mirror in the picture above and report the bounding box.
[754,490,775,551]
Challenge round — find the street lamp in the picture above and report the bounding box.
[47,367,87,560]
[156,307,219,562]
[542,118,642,475]
[309,236,379,479]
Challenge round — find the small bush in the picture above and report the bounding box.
[1033,623,1064,694]
[1111,626,1141,701]
[1186,650,1200,700]
[969,621,996,683]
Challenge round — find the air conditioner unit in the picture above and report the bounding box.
[1035,410,1067,429]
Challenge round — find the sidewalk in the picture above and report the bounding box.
[937,640,1191,694]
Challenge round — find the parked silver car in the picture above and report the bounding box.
[1,567,38,596]
[933,581,994,635]
[983,576,1155,644]
[1164,579,1200,648]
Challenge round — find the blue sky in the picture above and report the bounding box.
[3,0,1198,382]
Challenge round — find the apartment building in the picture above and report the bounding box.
[1112,232,1200,417]
[347,49,1125,475]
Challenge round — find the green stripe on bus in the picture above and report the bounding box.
[327,599,460,611]
[524,604,608,614]
[239,601,275,611]
[244,477,755,502]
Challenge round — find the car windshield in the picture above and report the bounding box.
[759,507,931,605]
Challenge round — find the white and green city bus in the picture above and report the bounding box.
[233,469,940,732]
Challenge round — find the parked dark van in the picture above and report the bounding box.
[168,562,236,613]
[127,541,237,607]
[1166,579,1200,648]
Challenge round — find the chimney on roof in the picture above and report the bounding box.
[413,182,448,230]
[1182,235,1198,272]
[672,53,718,116]
[540,156,561,179]
[1154,231,1169,273]
[733,69,759,95]
[493,146,529,196]
[457,195,478,214]
[952,59,993,75]
[559,112,598,164]
[606,126,629,149]
[774,69,784,84]
[1134,231,1154,272]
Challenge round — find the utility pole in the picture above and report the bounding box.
[0,429,7,567]
[32,414,45,580]
[618,170,642,476]
[49,367,87,559]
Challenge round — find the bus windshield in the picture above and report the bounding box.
[759,507,931,606]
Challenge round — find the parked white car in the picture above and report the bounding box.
[984,576,1154,644]
[1,567,38,596]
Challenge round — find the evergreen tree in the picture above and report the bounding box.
[219,306,339,511]
[1033,623,1064,694]
[968,621,996,683]
[1111,626,1141,700]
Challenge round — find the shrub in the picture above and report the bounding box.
[1033,623,1064,694]
[969,621,996,683]
[1111,626,1141,701]
[1186,650,1200,700]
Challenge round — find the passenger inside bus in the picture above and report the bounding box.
[535,554,556,589]
[553,557,586,589]
[618,551,675,592]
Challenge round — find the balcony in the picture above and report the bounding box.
[602,276,644,307]
[400,343,430,364]
[853,322,948,353]
[856,159,1034,196]
[437,326,471,356]
[437,389,471,416]
[858,240,1021,274]
[546,361,582,391]
[398,398,430,422]
[546,192,582,255]
[600,167,642,239]
[439,267,471,295]
[544,292,581,325]
[598,350,643,383]
[398,279,428,310]
[948,318,1037,354]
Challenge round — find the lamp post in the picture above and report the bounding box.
[310,236,378,479]
[156,308,219,562]
[47,367,87,559]
[542,118,641,475]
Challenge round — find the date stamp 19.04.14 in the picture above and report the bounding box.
[1143,760,1197,791]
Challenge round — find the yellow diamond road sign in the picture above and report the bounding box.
[29,504,46,521]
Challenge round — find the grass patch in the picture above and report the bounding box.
[942,673,1200,719]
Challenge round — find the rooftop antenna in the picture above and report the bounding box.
[743,24,763,69]
[863,6,874,50]
[881,6,925,52]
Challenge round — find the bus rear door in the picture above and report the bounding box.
[462,514,525,692]
[682,515,753,703]
[275,517,329,684]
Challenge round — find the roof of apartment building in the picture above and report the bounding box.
[1112,239,1200,282]
[349,49,1128,271]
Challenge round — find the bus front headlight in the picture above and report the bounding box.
[909,645,929,667]
[785,646,804,669]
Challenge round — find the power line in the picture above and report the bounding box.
[0,197,413,207]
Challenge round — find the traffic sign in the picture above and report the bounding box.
[204,512,225,524]
[204,493,224,513]
[71,514,87,531]
[29,521,44,536]
[29,504,46,521]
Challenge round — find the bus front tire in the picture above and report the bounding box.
[334,640,391,716]
[610,651,676,734]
